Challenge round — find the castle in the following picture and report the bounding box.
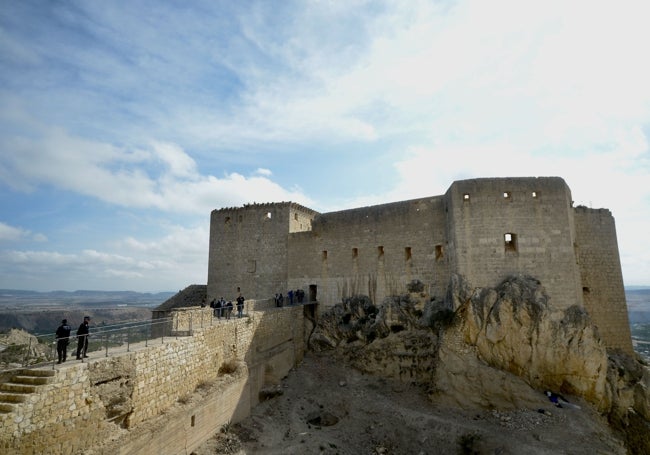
[208,176,633,353]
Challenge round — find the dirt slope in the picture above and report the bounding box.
[194,352,625,455]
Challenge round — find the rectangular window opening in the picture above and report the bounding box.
[294,213,298,221]
[435,244,444,260]
[583,287,590,294]
[322,250,328,261]
[503,191,511,199]
[224,216,231,224]
[378,246,384,258]
[405,247,412,261]
[191,415,195,427]
[532,191,538,198]
[463,193,470,201]
[504,233,518,252]
[265,212,272,219]
[352,247,358,259]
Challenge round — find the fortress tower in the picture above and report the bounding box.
[207,177,633,353]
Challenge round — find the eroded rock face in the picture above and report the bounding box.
[457,274,609,409]
[311,275,649,425]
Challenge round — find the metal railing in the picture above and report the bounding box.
[1,300,315,372]
[0,317,175,371]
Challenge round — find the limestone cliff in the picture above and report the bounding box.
[310,274,650,452]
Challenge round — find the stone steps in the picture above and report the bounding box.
[0,368,55,414]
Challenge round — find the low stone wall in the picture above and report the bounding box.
[0,304,307,455]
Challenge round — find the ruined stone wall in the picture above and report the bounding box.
[574,207,634,354]
[445,177,584,309]
[287,196,449,307]
[0,304,305,455]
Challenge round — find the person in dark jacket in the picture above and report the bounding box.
[76,316,90,360]
[236,294,245,318]
[55,319,71,364]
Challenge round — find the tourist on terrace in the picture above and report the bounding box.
[76,316,90,360]
[55,319,71,364]
[236,294,245,318]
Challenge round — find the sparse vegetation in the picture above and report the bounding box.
[218,360,238,375]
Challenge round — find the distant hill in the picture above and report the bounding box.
[0,289,175,308]
[626,288,650,324]
[0,289,176,334]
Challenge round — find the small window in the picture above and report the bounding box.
[352,248,358,258]
[463,193,470,201]
[405,247,412,261]
[504,233,517,252]
[378,246,384,258]
[225,216,231,224]
[503,191,511,199]
[294,213,298,221]
[435,244,444,260]
[532,191,538,198]
[191,415,195,427]
[322,251,328,261]
[265,212,272,219]
[583,287,590,294]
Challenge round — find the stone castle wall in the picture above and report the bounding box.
[0,304,307,455]
[574,207,633,352]
[288,196,450,305]
[206,176,633,354]
[445,177,584,309]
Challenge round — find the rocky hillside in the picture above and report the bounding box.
[309,274,650,454]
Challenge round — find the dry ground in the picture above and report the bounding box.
[193,352,626,455]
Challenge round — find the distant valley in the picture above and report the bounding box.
[0,289,175,334]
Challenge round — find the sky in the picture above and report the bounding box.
[1,0,649,293]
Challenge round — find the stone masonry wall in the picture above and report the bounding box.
[574,207,634,354]
[446,177,584,310]
[208,203,293,302]
[0,303,306,455]
[288,196,449,307]
[206,177,633,352]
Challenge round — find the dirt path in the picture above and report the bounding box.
[194,352,625,455]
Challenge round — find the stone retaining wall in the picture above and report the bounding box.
[0,304,308,455]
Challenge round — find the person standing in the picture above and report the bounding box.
[216,298,223,319]
[76,316,90,360]
[225,301,233,320]
[55,319,71,364]
[236,294,245,318]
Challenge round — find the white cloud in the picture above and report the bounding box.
[0,124,314,214]
[0,222,47,243]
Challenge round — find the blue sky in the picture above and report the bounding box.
[1,0,649,292]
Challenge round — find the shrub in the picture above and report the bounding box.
[218,360,238,375]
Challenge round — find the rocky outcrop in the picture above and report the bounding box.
[456,274,609,409]
[310,274,650,451]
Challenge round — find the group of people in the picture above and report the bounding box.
[210,293,245,319]
[54,316,91,364]
[274,289,306,307]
